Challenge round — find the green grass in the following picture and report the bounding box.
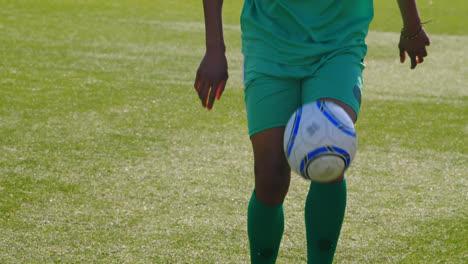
[371,0,468,35]
[0,0,467,263]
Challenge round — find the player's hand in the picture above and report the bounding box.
[399,26,430,69]
[194,48,228,110]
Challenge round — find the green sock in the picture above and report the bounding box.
[248,190,284,264]
[305,179,347,264]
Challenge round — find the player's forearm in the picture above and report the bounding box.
[397,0,422,34]
[202,0,225,52]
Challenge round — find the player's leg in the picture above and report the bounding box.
[247,127,289,264]
[301,52,364,263]
[244,63,301,263]
[251,127,291,206]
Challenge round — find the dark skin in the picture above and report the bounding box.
[194,0,228,111]
[397,0,431,69]
[194,49,228,110]
[195,0,430,206]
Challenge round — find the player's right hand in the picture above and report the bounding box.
[194,49,228,110]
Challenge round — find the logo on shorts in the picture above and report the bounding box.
[353,85,362,106]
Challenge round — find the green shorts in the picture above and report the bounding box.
[244,50,365,137]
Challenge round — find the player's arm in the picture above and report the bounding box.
[194,0,228,110]
[397,0,430,69]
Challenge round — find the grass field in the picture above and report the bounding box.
[0,0,467,263]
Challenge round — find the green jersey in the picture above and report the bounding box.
[241,0,374,65]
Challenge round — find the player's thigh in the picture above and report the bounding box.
[244,73,301,138]
[302,52,365,121]
[244,67,301,203]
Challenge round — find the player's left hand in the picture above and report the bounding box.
[398,26,430,69]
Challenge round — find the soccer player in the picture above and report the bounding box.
[194,0,430,263]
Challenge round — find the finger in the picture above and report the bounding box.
[420,49,428,57]
[194,72,200,91]
[410,55,417,69]
[216,80,226,100]
[194,80,201,92]
[198,80,210,107]
[206,84,218,110]
[206,78,227,110]
[417,56,424,64]
[205,86,212,108]
[400,48,406,63]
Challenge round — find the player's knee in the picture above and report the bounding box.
[321,98,357,123]
[254,163,290,206]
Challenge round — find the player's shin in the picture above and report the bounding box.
[305,178,347,264]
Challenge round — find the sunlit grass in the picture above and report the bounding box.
[0,0,466,263]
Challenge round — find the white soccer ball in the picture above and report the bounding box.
[283,100,357,182]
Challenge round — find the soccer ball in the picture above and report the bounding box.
[283,100,357,182]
